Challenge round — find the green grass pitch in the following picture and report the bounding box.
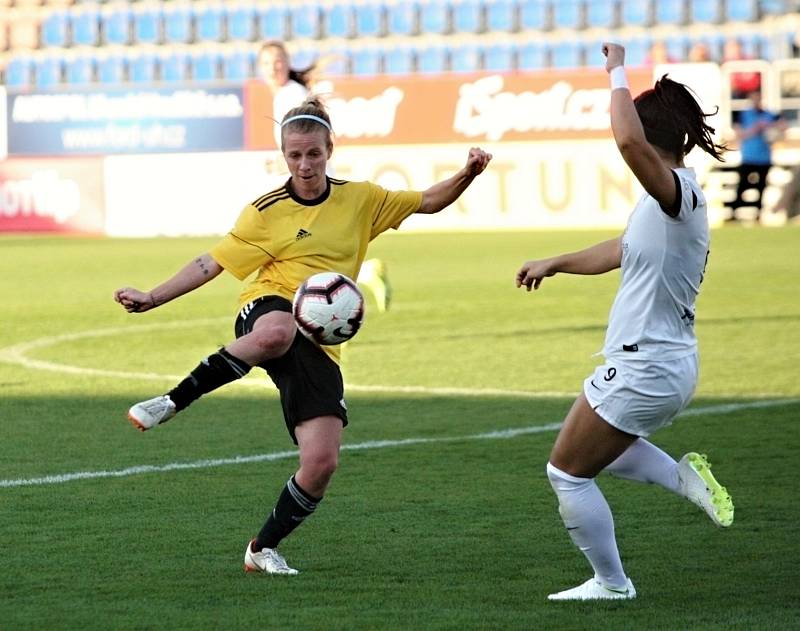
[1,226,798,630]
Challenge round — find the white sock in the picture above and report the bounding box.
[604,438,680,493]
[546,462,628,590]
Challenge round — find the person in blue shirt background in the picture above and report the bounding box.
[727,90,787,222]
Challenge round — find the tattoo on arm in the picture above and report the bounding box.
[195,257,210,276]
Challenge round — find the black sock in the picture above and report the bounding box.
[167,348,250,411]
[254,476,321,550]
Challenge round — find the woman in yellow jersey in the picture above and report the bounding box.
[114,96,492,575]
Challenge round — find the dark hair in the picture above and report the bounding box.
[280,96,333,151]
[259,41,316,88]
[634,75,727,162]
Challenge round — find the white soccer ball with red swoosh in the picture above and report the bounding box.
[292,272,365,345]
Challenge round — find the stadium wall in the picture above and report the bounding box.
[1,65,796,235]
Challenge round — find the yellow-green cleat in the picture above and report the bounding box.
[678,453,734,527]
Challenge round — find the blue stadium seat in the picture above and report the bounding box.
[355,3,384,37]
[133,5,162,45]
[518,0,547,31]
[291,4,321,39]
[450,43,481,72]
[35,55,63,89]
[387,1,417,36]
[726,0,758,22]
[620,0,651,26]
[665,35,689,61]
[691,0,720,23]
[550,41,582,68]
[483,43,514,71]
[128,51,158,83]
[583,39,605,67]
[71,7,100,46]
[417,45,448,73]
[452,0,482,34]
[352,48,382,76]
[258,5,289,41]
[97,53,127,84]
[586,0,616,28]
[41,11,69,48]
[516,41,546,69]
[324,4,353,38]
[620,37,650,66]
[384,46,415,75]
[419,1,449,34]
[486,0,520,33]
[654,0,685,25]
[5,55,34,88]
[223,48,254,80]
[321,47,349,75]
[226,4,256,41]
[65,55,95,85]
[160,50,190,82]
[291,47,319,70]
[102,5,131,46]
[163,4,192,44]
[191,50,221,81]
[195,4,225,43]
[552,0,583,30]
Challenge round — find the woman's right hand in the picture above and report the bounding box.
[114,287,156,313]
[515,259,556,292]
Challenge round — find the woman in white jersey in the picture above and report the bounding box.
[258,41,393,311]
[115,97,492,576]
[516,43,733,601]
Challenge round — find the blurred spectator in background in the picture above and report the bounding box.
[727,90,787,222]
[646,41,677,65]
[688,42,713,63]
[723,38,762,98]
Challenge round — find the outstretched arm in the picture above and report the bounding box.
[416,147,492,214]
[114,253,223,313]
[516,237,622,292]
[603,43,677,210]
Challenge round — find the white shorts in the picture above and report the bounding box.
[583,354,698,437]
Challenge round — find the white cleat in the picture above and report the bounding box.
[677,452,734,527]
[127,395,177,432]
[244,540,298,576]
[548,577,636,601]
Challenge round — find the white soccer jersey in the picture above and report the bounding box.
[603,168,709,361]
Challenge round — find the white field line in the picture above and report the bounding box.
[0,323,574,398]
[2,398,797,490]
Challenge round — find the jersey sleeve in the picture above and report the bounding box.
[665,170,703,222]
[366,183,423,239]
[209,204,275,280]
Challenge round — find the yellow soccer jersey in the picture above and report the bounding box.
[209,177,422,361]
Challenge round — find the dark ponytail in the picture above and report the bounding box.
[634,75,727,162]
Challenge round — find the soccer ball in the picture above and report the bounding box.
[292,272,365,345]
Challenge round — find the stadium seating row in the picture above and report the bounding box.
[4,0,789,52]
[5,29,782,89]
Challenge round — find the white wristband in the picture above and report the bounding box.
[609,66,629,91]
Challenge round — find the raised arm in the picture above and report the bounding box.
[416,147,492,214]
[114,253,223,313]
[516,237,622,292]
[603,43,677,211]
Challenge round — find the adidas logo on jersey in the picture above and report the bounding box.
[296,229,311,241]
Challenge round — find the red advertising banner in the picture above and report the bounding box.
[0,158,105,233]
[244,68,653,150]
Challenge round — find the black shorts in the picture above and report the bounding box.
[234,295,348,444]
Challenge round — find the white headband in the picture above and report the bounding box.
[281,114,332,131]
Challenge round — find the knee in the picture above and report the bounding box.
[301,450,339,487]
[249,323,295,358]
